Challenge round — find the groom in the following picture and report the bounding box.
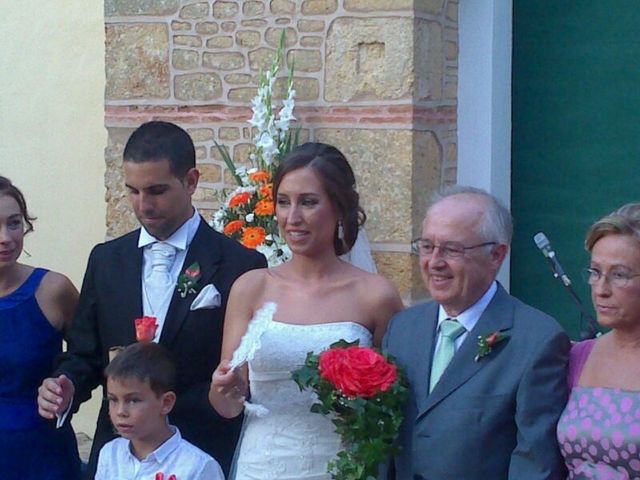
[37,121,266,478]
[384,186,569,479]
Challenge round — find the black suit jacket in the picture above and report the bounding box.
[55,219,266,478]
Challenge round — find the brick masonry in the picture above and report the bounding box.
[105,0,458,302]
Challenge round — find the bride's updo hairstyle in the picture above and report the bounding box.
[273,142,366,256]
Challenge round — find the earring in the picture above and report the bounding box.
[337,221,345,241]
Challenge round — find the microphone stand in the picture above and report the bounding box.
[534,237,600,339]
[559,280,600,340]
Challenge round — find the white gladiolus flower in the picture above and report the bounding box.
[215,32,297,266]
[256,132,279,165]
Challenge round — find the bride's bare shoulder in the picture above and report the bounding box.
[352,269,403,310]
[230,267,270,296]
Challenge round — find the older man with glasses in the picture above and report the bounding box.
[383,185,570,480]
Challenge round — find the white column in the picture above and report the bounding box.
[458,0,512,288]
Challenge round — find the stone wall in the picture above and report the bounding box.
[105,0,458,302]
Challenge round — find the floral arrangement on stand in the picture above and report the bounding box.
[292,340,409,480]
[212,32,298,266]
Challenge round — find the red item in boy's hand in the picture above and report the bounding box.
[135,316,158,343]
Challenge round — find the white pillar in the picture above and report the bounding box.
[458,0,512,288]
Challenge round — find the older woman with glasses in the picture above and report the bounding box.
[557,203,640,479]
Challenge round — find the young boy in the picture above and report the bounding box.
[95,342,225,480]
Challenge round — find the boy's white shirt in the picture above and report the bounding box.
[94,425,224,480]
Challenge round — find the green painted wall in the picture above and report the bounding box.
[511,1,640,339]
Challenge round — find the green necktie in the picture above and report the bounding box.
[429,319,466,393]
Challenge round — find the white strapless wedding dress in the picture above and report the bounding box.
[232,315,373,480]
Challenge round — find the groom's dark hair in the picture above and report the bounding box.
[123,121,195,179]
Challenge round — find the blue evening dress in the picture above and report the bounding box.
[0,268,81,479]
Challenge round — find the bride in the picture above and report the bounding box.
[209,142,403,479]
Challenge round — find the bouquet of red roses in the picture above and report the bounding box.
[292,340,409,480]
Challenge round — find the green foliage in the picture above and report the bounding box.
[292,340,409,480]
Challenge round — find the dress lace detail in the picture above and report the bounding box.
[232,313,373,480]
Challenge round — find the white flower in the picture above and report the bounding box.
[249,96,269,130]
[234,166,250,185]
[256,132,279,165]
[211,209,225,232]
[256,234,291,267]
[245,213,255,223]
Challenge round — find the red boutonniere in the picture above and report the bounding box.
[177,261,201,298]
[475,331,508,362]
[135,316,158,343]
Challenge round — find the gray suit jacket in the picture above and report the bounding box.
[383,284,569,480]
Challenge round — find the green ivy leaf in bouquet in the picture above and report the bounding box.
[212,30,300,266]
[292,339,409,480]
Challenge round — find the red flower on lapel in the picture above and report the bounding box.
[474,331,508,362]
[177,261,201,298]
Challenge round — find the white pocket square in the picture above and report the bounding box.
[190,284,221,311]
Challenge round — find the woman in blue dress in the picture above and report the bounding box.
[0,176,81,479]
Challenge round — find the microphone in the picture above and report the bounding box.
[533,232,571,287]
[533,231,600,339]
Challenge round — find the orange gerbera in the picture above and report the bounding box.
[242,226,266,249]
[259,183,273,200]
[249,170,271,183]
[228,191,252,208]
[223,219,245,235]
[254,199,274,216]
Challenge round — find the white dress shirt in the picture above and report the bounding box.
[434,281,498,353]
[95,425,224,480]
[138,209,201,340]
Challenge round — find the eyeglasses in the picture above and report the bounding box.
[582,267,640,288]
[410,239,498,258]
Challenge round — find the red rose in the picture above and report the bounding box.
[319,346,397,398]
[184,262,201,279]
[485,331,506,348]
[135,316,158,343]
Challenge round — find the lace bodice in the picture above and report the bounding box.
[248,320,373,413]
[233,315,373,480]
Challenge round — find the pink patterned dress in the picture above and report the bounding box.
[557,340,640,479]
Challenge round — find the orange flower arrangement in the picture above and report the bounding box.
[211,31,295,266]
[249,170,270,183]
[229,191,252,208]
[259,183,273,200]
[242,226,267,249]
[223,219,245,235]
[254,199,275,216]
